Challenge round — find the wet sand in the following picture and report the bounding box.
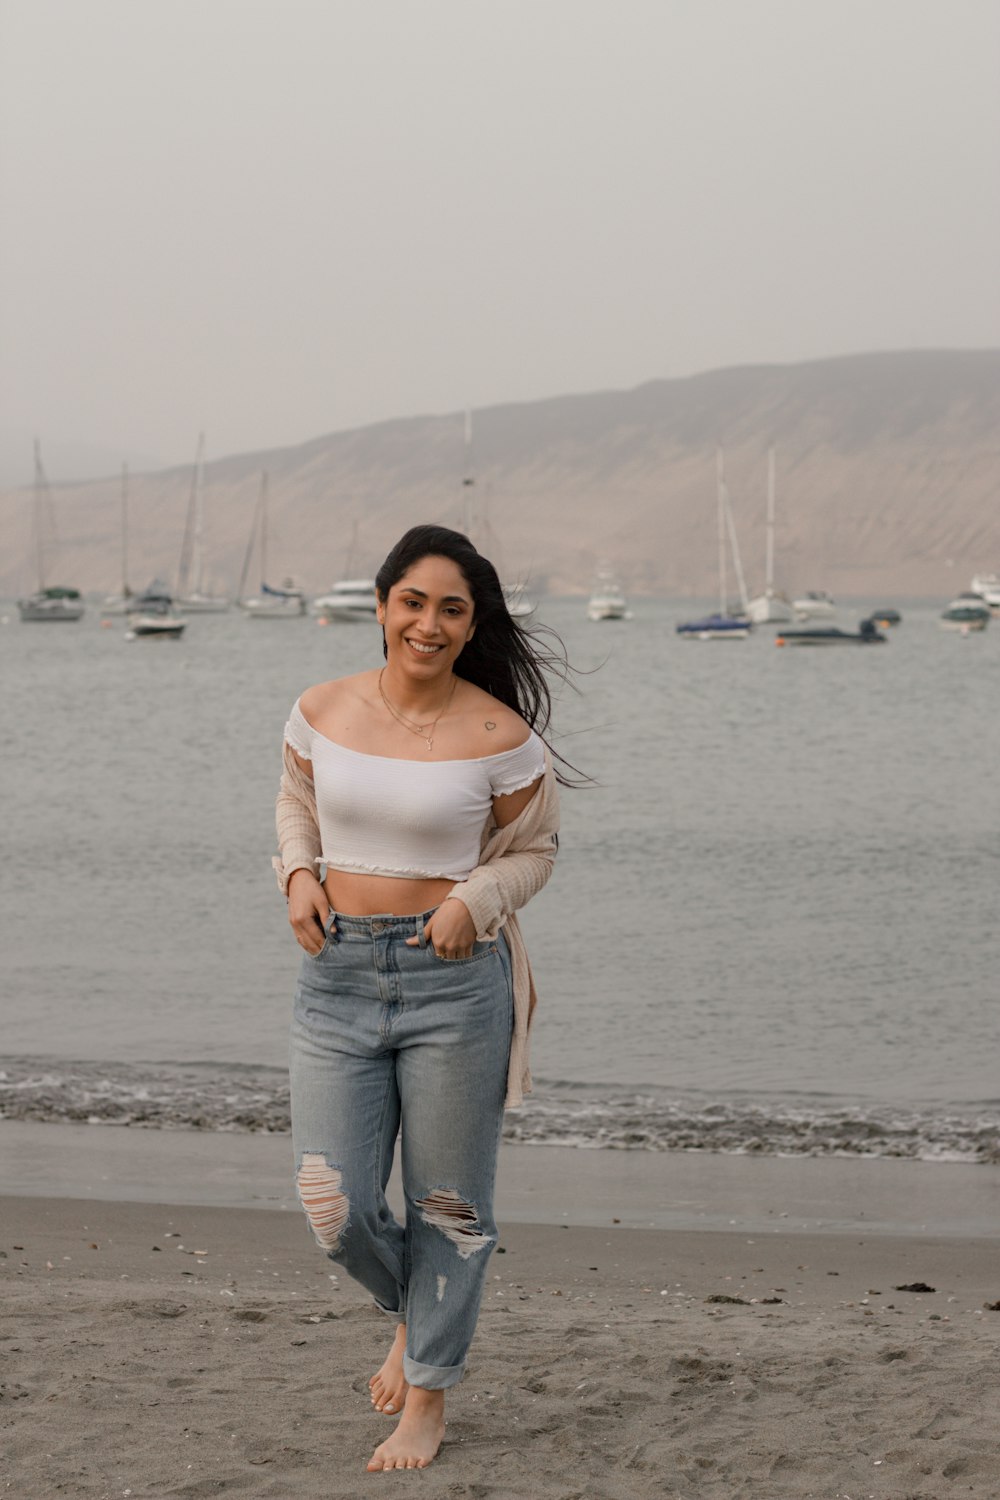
[4,1188,1000,1498]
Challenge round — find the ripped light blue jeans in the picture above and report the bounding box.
[288,908,513,1390]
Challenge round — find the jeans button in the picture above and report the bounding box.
[372,920,386,934]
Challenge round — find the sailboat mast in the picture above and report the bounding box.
[191,432,205,596]
[765,446,776,595]
[33,439,47,591]
[716,449,727,616]
[260,470,269,587]
[724,484,750,612]
[462,409,475,537]
[121,463,131,598]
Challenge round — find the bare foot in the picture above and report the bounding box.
[366,1387,445,1471]
[369,1323,409,1415]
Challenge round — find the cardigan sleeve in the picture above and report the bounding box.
[444,757,560,939]
[272,739,323,894]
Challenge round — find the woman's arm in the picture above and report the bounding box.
[273,741,330,954]
[442,759,560,940]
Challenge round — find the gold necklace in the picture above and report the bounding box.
[378,668,457,751]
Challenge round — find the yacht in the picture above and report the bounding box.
[587,571,629,621]
[970,573,1000,612]
[312,578,378,621]
[792,590,837,620]
[940,594,990,632]
[504,583,534,618]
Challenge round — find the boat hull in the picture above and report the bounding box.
[746,592,793,624]
[18,590,85,622]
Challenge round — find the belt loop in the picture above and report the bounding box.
[415,913,428,949]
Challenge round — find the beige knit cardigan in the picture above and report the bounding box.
[273,739,560,1107]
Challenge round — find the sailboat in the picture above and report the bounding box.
[461,409,534,617]
[176,434,230,611]
[236,472,307,618]
[101,464,136,615]
[676,452,752,639]
[746,448,793,624]
[17,441,85,622]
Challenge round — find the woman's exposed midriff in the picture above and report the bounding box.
[323,868,459,918]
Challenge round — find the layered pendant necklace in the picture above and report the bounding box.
[378,668,457,751]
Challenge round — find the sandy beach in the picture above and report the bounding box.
[4,1137,1000,1499]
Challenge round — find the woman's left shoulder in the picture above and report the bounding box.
[460,685,534,756]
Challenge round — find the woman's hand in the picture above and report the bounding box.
[287,868,332,955]
[406,897,477,959]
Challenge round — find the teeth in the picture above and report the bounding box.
[408,641,442,654]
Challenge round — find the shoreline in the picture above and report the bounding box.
[5,1192,1000,1496]
[3,1117,1000,1237]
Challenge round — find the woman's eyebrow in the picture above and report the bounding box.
[400,587,470,605]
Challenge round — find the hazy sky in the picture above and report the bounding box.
[2,0,998,474]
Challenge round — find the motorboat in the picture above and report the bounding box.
[870,608,902,627]
[970,573,1000,612]
[677,612,751,640]
[940,595,990,632]
[312,578,378,621]
[18,586,85,623]
[587,571,629,621]
[126,583,186,638]
[775,618,886,646]
[504,583,534,618]
[792,590,837,620]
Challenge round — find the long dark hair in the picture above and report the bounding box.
[375,524,587,787]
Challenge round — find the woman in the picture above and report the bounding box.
[273,524,569,1472]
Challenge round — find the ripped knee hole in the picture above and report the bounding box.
[417,1188,493,1259]
[297,1154,349,1252]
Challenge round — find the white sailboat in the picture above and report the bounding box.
[461,409,534,617]
[102,464,136,615]
[676,451,751,639]
[17,440,85,622]
[237,472,307,618]
[176,433,230,611]
[746,448,793,624]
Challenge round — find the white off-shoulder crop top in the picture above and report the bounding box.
[283,698,546,881]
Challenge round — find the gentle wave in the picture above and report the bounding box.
[2,1059,998,1164]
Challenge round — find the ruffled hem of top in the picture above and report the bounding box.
[283,730,312,761]
[321,856,474,882]
[491,761,546,798]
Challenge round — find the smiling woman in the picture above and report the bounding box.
[272,523,578,1472]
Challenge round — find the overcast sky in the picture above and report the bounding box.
[1,0,998,476]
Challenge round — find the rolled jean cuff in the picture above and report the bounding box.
[374,1298,406,1326]
[403,1354,466,1390]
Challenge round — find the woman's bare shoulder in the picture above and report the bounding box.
[459,683,534,755]
[298,671,376,723]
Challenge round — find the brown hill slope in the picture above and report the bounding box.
[3,349,998,599]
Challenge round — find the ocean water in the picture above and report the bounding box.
[2,596,998,1162]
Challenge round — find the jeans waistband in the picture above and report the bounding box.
[329,908,438,939]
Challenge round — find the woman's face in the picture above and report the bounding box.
[377,554,476,677]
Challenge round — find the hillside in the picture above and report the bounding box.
[3,349,998,599]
